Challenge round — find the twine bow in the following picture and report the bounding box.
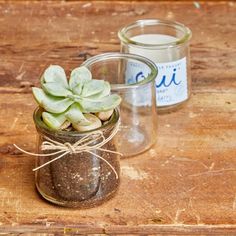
[14,122,122,179]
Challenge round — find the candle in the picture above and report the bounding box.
[119,19,192,109]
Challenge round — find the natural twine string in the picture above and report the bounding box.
[14,122,122,179]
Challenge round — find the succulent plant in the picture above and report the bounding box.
[32,65,121,131]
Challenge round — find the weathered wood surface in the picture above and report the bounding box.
[0,1,236,235]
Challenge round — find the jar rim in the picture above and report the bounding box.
[118,19,192,49]
[82,52,158,90]
[33,107,120,137]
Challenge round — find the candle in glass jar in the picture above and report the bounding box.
[119,19,192,109]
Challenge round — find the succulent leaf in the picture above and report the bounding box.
[87,81,110,99]
[81,80,106,97]
[42,98,73,114]
[32,87,59,106]
[42,112,67,130]
[72,83,84,96]
[65,103,91,126]
[42,65,68,88]
[42,82,72,97]
[32,87,73,113]
[79,94,122,113]
[69,66,92,92]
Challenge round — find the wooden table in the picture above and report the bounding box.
[0,1,236,235]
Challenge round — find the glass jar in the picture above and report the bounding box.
[82,52,158,157]
[118,19,192,111]
[33,107,120,208]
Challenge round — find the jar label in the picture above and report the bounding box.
[125,61,152,107]
[155,57,188,106]
[125,57,188,107]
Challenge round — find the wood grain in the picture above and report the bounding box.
[0,1,236,234]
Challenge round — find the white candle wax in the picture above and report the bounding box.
[130,34,179,62]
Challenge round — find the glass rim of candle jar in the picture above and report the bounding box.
[118,19,192,49]
[81,52,158,90]
[33,107,120,137]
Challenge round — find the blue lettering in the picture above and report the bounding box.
[156,68,181,88]
[135,72,145,83]
[127,78,133,84]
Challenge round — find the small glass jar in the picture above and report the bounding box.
[82,52,158,157]
[118,19,192,111]
[33,107,120,208]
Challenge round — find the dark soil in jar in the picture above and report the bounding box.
[35,128,120,208]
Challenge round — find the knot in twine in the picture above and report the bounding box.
[64,142,76,154]
[14,122,122,179]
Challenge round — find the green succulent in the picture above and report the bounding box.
[32,65,121,130]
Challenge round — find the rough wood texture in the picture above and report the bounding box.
[0,1,236,235]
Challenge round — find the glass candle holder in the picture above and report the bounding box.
[118,19,192,111]
[82,52,158,157]
[33,107,120,208]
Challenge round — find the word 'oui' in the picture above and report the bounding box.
[135,68,181,88]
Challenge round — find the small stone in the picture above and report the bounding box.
[95,109,114,121]
[72,114,102,132]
